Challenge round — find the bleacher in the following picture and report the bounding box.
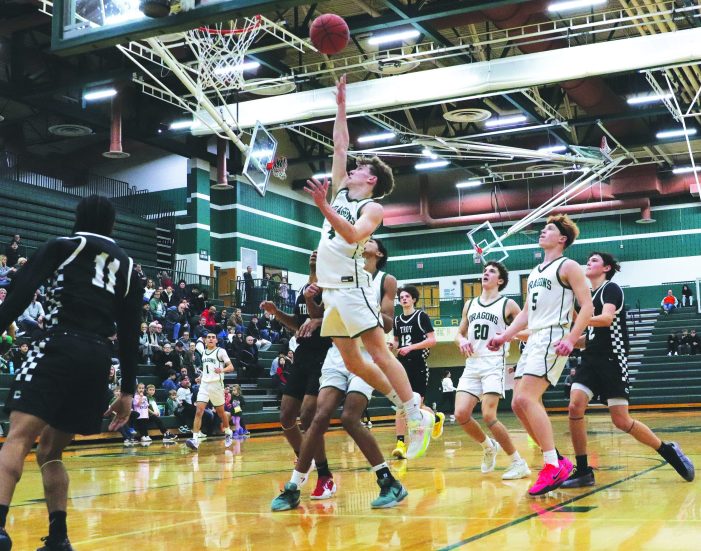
[543,305,701,410]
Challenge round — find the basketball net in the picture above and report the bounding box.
[270,156,288,180]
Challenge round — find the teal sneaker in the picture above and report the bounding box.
[271,482,301,512]
[370,477,408,509]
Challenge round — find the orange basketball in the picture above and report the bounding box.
[310,14,350,55]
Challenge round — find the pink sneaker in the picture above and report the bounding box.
[528,463,569,496]
[310,475,337,500]
[559,456,574,479]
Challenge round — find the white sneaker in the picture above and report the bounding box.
[502,458,531,480]
[406,409,434,459]
[124,439,134,447]
[224,429,233,448]
[194,432,207,440]
[481,438,500,473]
[140,436,151,443]
[186,438,200,451]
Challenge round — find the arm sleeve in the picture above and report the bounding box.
[0,239,70,332]
[116,268,144,395]
[602,283,623,310]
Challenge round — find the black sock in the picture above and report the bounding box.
[48,511,67,541]
[0,504,8,528]
[397,435,405,443]
[575,454,589,472]
[316,461,332,478]
[375,466,395,483]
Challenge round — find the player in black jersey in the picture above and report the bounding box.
[260,251,335,499]
[563,252,694,488]
[391,285,440,459]
[0,196,142,551]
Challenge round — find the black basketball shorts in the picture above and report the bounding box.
[282,345,329,401]
[400,356,429,398]
[6,332,112,435]
[573,354,630,405]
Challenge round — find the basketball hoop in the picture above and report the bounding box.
[188,16,263,92]
[270,156,288,180]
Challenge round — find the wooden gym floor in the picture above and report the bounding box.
[6,411,699,550]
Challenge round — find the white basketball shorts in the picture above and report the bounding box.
[457,356,505,399]
[515,327,569,386]
[318,345,374,401]
[321,287,382,338]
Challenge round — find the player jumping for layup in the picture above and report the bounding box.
[304,74,433,459]
[488,214,593,496]
[454,262,530,480]
[562,252,694,487]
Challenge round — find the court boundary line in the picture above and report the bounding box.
[436,459,667,551]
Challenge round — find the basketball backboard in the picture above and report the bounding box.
[52,0,300,54]
[241,121,277,197]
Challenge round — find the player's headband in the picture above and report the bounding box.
[550,219,572,248]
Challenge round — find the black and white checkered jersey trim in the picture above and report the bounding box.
[15,338,49,383]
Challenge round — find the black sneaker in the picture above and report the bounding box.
[0,527,12,551]
[37,536,74,551]
[668,442,695,482]
[560,467,595,488]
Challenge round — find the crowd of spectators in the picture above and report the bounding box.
[661,285,695,314]
[667,329,701,356]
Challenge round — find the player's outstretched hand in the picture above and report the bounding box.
[553,338,574,356]
[105,394,134,431]
[260,301,277,315]
[487,334,505,352]
[335,74,346,106]
[457,337,474,357]
[304,177,330,209]
[298,318,322,338]
[304,283,321,298]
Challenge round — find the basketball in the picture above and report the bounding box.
[310,14,350,55]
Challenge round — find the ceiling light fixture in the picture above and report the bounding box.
[357,132,396,144]
[368,30,421,46]
[538,145,568,153]
[547,0,607,13]
[421,147,438,159]
[415,160,449,170]
[656,128,697,139]
[83,88,117,101]
[627,93,673,105]
[312,172,333,180]
[169,120,196,130]
[456,179,483,189]
[484,115,527,128]
[672,166,701,174]
[214,61,261,75]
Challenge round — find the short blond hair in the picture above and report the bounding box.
[357,156,395,199]
[547,214,580,248]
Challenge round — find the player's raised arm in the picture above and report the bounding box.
[332,74,349,196]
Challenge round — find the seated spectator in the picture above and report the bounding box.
[141,301,154,325]
[0,255,15,288]
[269,353,283,377]
[680,330,692,355]
[183,341,201,376]
[258,311,280,343]
[178,330,192,348]
[239,335,260,381]
[143,279,156,300]
[230,384,249,436]
[159,270,173,289]
[146,384,177,442]
[0,288,6,304]
[163,284,175,307]
[690,329,701,355]
[272,355,290,400]
[17,291,45,334]
[165,389,179,416]
[145,321,167,355]
[661,289,678,314]
[10,342,29,372]
[138,322,150,357]
[228,308,245,334]
[107,364,120,392]
[162,369,179,391]
[173,279,189,305]
[192,316,210,340]
[201,305,219,333]
[155,342,181,380]
[218,308,230,329]
[189,287,206,318]
[5,235,20,266]
[149,290,167,321]
[165,301,190,341]
[681,284,694,307]
[667,332,679,356]
[246,315,272,351]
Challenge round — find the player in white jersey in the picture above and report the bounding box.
[186,333,234,450]
[488,214,593,496]
[272,238,409,511]
[454,262,530,480]
[303,75,433,460]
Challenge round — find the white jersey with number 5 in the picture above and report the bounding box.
[467,296,509,358]
[201,347,229,384]
[316,189,376,289]
[526,257,574,331]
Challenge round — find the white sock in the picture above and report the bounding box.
[403,399,421,422]
[510,451,522,463]
[543,449,559,468]
[371,462,389,472]
[386,390,403,409]
[480,437,494,450]
[290,469,308,488]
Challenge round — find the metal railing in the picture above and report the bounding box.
[140,263,215,298]
[229,278,297,314]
